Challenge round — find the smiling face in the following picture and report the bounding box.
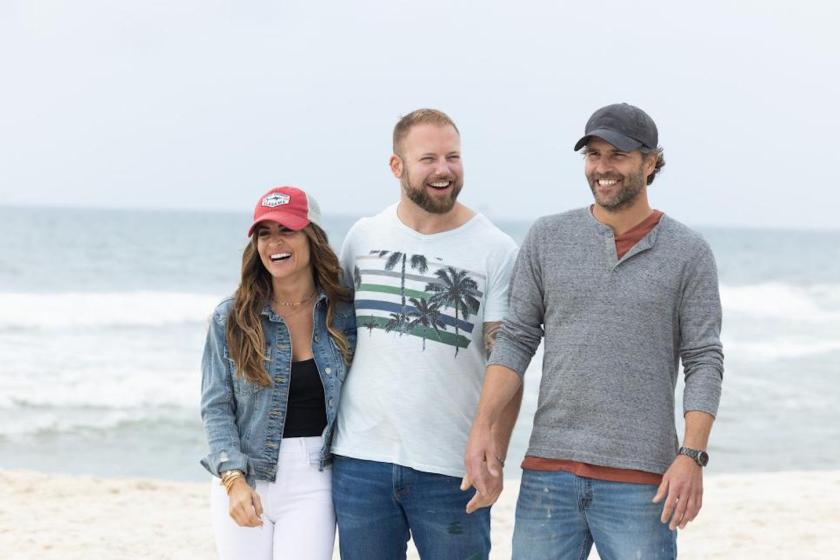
[391,123,463,215]
[255,221,312,286]
[583,137,656,212]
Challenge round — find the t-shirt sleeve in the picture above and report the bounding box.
[339,220,362,296]
[481,239,519,323]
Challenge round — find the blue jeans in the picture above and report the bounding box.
[512,469,677,560]
[332,455,491,560]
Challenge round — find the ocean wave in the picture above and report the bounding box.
[3,283,838,329]
[0,367,200,437]
[0,291,224,329]
[0,405,199,438]
[723,337,840,362]
[1,367,199,410]
[720,282,840,322]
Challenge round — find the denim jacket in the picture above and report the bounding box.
[200,291,356,487]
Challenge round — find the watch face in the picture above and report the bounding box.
[697,451,710,466]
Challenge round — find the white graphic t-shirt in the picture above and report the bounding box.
[332,204,518,477]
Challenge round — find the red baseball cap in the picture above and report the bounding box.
[247,186,322,236]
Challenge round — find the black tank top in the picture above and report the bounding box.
[282,359,328,438]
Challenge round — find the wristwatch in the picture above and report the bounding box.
[678,447,709,467]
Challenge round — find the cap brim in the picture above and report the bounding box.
[247,212,310,236]
[574,129,643,152]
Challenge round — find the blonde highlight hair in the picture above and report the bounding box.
[225,223,352,386]
[392,108,459,156]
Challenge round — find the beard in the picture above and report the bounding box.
[587,166,646,212]
[401,169,463,214]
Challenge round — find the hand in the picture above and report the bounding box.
[227,478,264,527]
[652,455,703,530]
[460,471,503,514]
[462,423,504,513]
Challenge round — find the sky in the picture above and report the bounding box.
[1,0,838,230]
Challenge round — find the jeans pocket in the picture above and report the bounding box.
[304,436,324,466]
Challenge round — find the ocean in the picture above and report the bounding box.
[1,206,839,480]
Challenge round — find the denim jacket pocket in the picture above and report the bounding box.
[223,349,266,397]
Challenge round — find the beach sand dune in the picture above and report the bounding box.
[1,469,837,559]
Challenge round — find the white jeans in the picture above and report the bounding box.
[210,436,335,560]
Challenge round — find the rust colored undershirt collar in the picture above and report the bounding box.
[615,209,664,259]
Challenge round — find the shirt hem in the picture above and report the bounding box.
[331,447,466,479]
[525,446,672,475]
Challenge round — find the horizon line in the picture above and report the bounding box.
[1,203,838,234]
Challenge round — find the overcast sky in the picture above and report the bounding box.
[1,1,838,230]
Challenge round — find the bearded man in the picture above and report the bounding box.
[331,108,521,560]
[464,103,724,559]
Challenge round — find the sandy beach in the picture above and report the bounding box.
[1,469,837,559]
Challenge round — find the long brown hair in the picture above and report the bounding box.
[225,223,352,386]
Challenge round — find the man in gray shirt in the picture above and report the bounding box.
[463,103,723,559]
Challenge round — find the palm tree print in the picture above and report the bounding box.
[360,316,378,336]
[384,312,405,335]
[379,251,428,334]
[353,265,362,289]
[426,266,481,356]
[405,297,446,350]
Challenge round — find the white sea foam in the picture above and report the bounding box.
[2,365,199,409]
[0,367,201,437]
[723,337,840,362]
[0,291,224,329]
[719,283,840,359]
[720,282,840,322]
[2,283,838,439]
[0,404,198,438]
[2,283,837,329]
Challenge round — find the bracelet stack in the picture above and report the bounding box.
[220,470,245,494]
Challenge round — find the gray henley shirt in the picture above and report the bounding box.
[489,207,724,474]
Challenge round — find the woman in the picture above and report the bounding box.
[200,186,356,560]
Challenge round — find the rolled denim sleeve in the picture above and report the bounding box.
[339,219,364,296]
[199,304,248,477]
[679,241,724,417]
[488,220,546,377]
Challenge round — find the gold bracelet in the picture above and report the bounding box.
[224,478,241,494]
[221,470,243,484]
[220,470,245,494]
[223,474,243,494]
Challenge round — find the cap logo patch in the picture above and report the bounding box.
[262,193,290,208]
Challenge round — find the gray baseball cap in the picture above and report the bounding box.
[574,103,658,152]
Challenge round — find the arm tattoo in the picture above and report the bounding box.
[483,321,502,360]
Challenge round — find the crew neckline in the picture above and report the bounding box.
[390,203,482,240]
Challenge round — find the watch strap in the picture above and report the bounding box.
[678,446,709,467]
